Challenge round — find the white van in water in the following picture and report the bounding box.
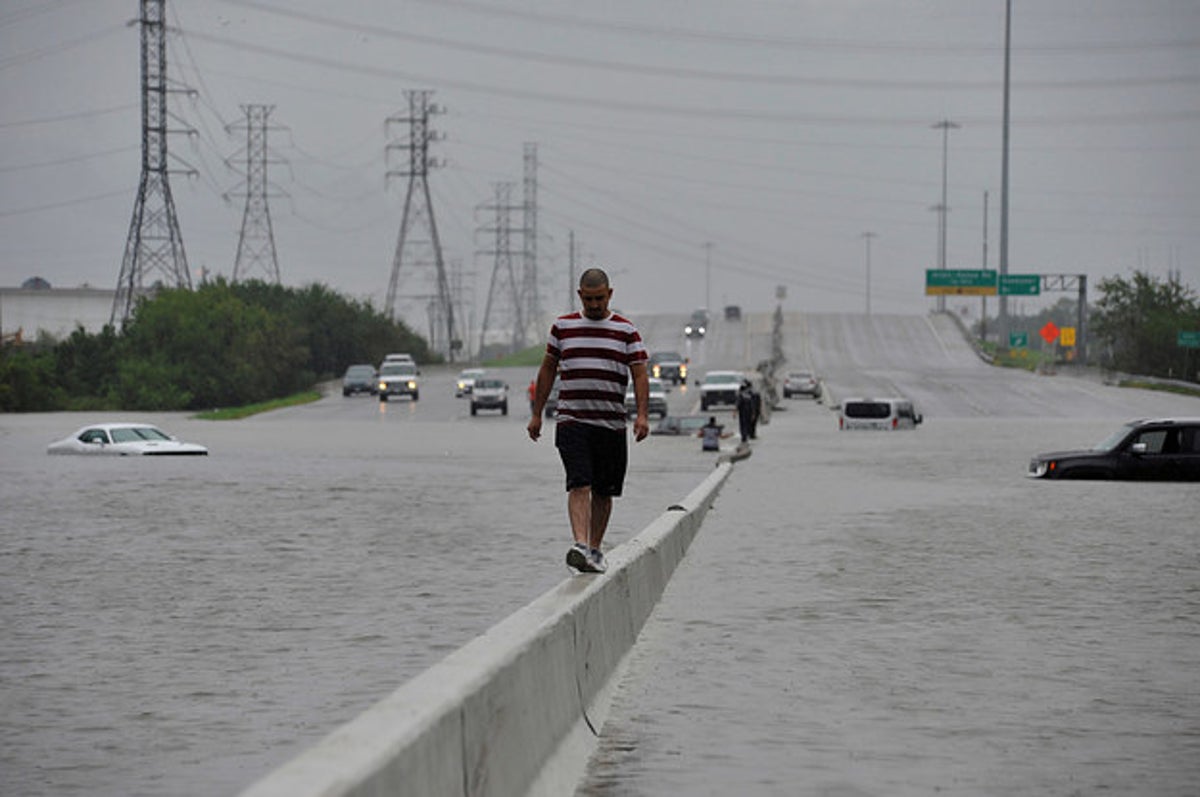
[839,397,923,430]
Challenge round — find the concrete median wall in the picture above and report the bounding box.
[240,462,732,797]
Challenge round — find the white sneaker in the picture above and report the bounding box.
[566,543,589,572]
[588,547,608,574]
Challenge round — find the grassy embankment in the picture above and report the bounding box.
[193,390,322,420]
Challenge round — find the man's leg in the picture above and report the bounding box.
[567,486,592,546]
[589,493,613,550]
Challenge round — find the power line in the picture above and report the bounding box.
[173,30,1200,128]
[200,0,1200,92]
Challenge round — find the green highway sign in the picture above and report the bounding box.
[1010,331,1028,348]
[999,274,1041,296]
[925,269,997,296]
[1179,331,1200,348]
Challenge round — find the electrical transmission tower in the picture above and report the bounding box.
[385,90,460,360]
[521,142,541,343]
[112,0,196,326]
[227,104,282,284]
[477,182,525,356]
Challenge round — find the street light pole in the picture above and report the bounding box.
[703,241,713,311]
[999,0,1012,344]
[861,231,877,315]
[932,119,961,314]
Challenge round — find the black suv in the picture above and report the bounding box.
[1028,417,1200,481]
[341,364,377,396]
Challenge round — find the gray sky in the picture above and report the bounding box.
[2,0,1197,331]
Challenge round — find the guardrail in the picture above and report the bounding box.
[240,463,733,797]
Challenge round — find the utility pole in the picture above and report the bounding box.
[385,90,459,360]
[861,231,877,315]
[476,182,524,355]
[981,190,989,341]
[112,0,195,326]
[521,143,541,344]
[999,0,1013,345]
[932,119,960,314]
[567,229,576,313]
[703,242,713,311]
[228,104,282,284]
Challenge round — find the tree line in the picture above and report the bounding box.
[0,279,435,412]
[974,270,1199,382]
[1091,270,1200,381]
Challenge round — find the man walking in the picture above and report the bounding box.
[736,379,755,443]
[527,268,650,574]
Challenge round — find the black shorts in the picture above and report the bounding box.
[555,421,628,497]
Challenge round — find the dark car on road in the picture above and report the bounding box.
[341,364,377,396]
[1028,417,1200,481]
[649,351,687,385]
[652,414,710,436]
[684,309,709,339]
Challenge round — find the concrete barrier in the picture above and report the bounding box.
[240,462,733,797]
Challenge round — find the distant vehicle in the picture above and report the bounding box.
[724,305,741,321]
[839,397,922,430]
[378,361,419,402]
[1028,417,1200,480]
[783,370,820,399]
[649,351,687,384]
[455,368,486,397]
[382,353,416,365]
[625,377,669,419]
[699,370,743,411]
[341,363,377,396]
[47,423,208,456]
[652,414,710,436]
[544,377,561,418]
[470,378,509,416]
[684,309,709,339]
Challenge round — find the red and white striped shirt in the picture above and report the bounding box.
[546,311,648,430]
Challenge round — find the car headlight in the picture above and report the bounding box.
[407,380,417,389]
[1028,459,1052,478]
[378,381,387,390]
[679,364,687,378]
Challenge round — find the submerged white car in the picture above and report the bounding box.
[47,423,209,456]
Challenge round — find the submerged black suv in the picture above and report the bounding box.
[1028,418,1200,481]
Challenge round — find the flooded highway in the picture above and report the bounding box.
[3,311,1199,795]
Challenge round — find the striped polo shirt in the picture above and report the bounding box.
[546,311,648,430]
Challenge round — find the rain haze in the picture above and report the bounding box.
[1,0,1198,335]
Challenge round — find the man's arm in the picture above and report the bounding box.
[630,361,650,441]
[526,352,559,441]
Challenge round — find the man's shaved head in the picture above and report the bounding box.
[578,268,610,289]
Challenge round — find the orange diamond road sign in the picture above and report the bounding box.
[1040,321,1060,344]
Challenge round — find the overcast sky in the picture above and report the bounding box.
[2,0,1197,333]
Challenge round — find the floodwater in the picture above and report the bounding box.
[0,390,711,797]
[579,401,1200,796]
[3,355,1199,796]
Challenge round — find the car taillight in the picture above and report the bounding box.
[1049,461,1056,472]
[839,416,844,429]
[892,417,898,429]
